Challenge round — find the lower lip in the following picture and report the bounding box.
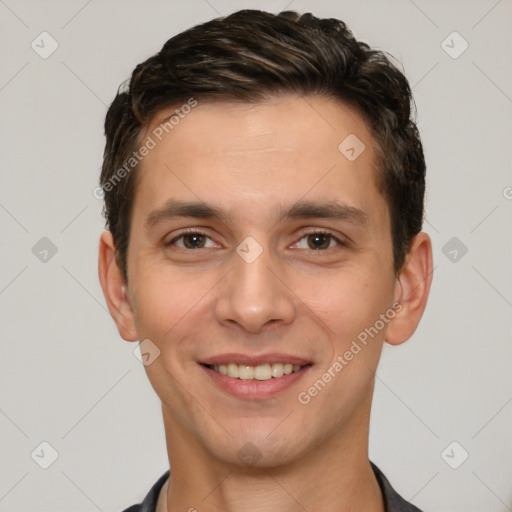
[201,364,311,399]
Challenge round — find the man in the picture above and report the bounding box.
[98,9,432,512]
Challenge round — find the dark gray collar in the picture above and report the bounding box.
[370,461,424,512]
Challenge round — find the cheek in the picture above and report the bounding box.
[129,270,210,405]
[299,268,392,341]
[130,266,205,343]
[129,264,227,376]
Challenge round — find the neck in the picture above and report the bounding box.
[160,392,384,512]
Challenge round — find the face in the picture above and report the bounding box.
[100,94,430,468]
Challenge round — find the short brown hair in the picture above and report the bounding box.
[100,9,426,283]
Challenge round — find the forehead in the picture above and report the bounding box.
[145,94,372,161]
[132,94,387,231]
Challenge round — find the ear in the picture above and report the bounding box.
[385,232,433,346]
[98,230,138,342]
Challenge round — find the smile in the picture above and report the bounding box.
[200,355,312,399]
[206,363,303,381]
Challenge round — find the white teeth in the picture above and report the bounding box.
[227,363,239,378]
[271,363,284,378]
[239,365,255,380]
[254,364,272,380]
[210,362,304,381]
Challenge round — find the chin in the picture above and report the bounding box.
[199,421,312,469]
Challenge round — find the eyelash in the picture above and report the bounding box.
[165,228,347,251]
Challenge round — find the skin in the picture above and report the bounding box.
[98,94,432,512]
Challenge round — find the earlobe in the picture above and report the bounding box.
[385,232,433,346]
[98,230,138,342]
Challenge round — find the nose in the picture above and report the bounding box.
[214,242,296,334]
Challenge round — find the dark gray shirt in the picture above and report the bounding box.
[122,461,423,512]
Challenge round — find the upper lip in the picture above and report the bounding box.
[200,353,312,366]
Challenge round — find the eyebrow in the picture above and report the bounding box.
[144,198,369,232]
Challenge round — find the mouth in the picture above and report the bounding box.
[199,354,312,399]
[203,362,306,381]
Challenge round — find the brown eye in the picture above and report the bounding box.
[166,231,217,249]
[182,233,206,249]
[307,233,332,250]
[294,232,341,251]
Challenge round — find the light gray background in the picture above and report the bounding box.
[0,0,511,511]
